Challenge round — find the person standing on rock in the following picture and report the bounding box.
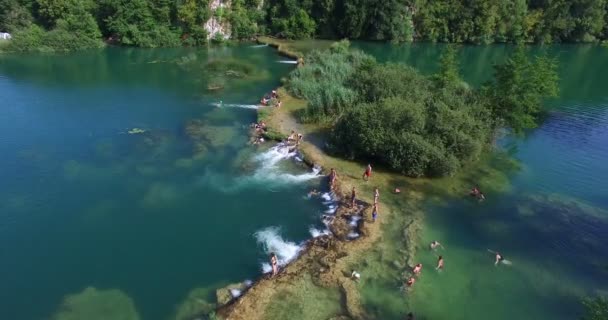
[351,187,357,208]
[270,253,278,276]
[363,164,372,181]
[328,168,338,189]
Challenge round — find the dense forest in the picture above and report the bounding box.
[287,41,558,177]
[1,0,607,51]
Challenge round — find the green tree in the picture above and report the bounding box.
[434,45,461,86]
[581,296,608,320]
[0,0,34,32]
[485,47,559,132]
[101,0,180,47]
[177,0,210,45]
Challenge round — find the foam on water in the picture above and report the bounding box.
[347,232,360,239]
[309,227,331,238]
[250,143,320,185]
[321,193,332,201]
[199,143,321,192]
[255,227,303,273]
[277,60,298,64]
[229,289,242,298]
[249,44,268,48]
[211,102,259,109]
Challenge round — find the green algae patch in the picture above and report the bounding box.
[51,287,139,320]
[184,119,238,156]
[264,276,343,320]
[205,59,256,78]
[257,37,334,59]
[171,287,217,320]
[140,182,180,209]
[63,160,128,182]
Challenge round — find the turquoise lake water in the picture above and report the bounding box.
[352,43,608,320]
[0,45,326,320]
[1,43,607,320]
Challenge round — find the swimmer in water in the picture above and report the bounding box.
[495,252,504,266]
[270,253,278,276]
[488,249,506,266]
[430,240,444,250]
[406,277,416,288]
[413,263,422,275]
[308,189,320,198]
[351,187,357,208]
[436,255,444,270]
[394,188,401,194]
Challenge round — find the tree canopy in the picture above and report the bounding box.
[287,41,558,177]
[1,0,607,51]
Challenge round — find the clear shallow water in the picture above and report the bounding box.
[0,46,327,319]
[353,43,608,319]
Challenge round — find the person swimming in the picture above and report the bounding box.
[488,249,510,266]
[270,253,278,276]
[394,188,401,194]
[406,277,416,288]
[430,240,444,250]
[308,189,320,198]
[495,252,504,266]
[413,263,422,275]
[436,255,444,270]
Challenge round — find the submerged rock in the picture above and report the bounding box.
[184,119,237,155]
[171,287,216,320]
[51,287,139,320]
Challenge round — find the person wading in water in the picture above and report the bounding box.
[436,255,444,271]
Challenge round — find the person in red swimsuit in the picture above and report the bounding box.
[363,164,372,181]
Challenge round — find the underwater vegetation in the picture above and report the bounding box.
[51,287,139,320]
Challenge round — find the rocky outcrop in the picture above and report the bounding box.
[205,0,232,40]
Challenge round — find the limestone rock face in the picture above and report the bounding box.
[205,0,232,40]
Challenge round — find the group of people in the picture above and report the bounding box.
[260,89,282,108]
[250,121,267,145]
[287,130,303,146]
